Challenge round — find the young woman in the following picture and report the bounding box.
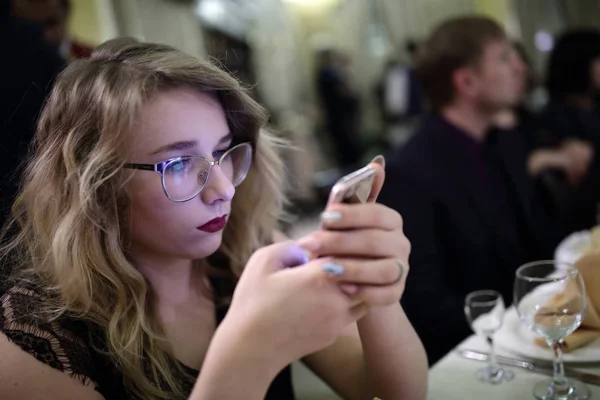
[0,38,427,400]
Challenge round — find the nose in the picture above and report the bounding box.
[200,165,235,205]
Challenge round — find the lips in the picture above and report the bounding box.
[197,215,228,233]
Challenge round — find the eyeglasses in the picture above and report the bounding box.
[123,142,252,202]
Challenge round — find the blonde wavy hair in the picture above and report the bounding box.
[1,37,287,399]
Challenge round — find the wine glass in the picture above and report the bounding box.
[464,290,514,384]
[514,261,590,400]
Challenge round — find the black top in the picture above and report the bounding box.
[378,115,559,365]
[0,284,295,399]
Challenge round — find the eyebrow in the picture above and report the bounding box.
[151,140,197,156]
[150,132,233,156]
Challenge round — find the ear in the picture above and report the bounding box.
[453,67,478,98]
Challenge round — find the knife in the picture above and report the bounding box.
[456,349,600,386]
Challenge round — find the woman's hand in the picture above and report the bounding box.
[298,201,411,307]
[220,241,369,374]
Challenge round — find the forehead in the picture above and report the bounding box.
[127,88,229,158]
[481,38,510,58]
[471,38,511,74]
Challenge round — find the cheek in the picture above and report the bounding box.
[490,69,518,96]
[124,176,198,248]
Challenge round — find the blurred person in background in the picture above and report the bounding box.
[491,42,595,235]
[316,48,362,168]
[537,29,600,232]
[0,0,65,229]
[0,38,427,400]
[10,0,92,60]
[376,39,423,146]
[379,16,559,365]
[377,40,423,125]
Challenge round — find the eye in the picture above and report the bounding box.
[213,148,228,160]
[167,158,192,174]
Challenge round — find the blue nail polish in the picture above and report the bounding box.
[299,251,310,265]
[320,211,341,223]
[288,250,310,268]
[322,263,344,276]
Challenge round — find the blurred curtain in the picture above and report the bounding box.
[110,0,206,59]
[381,0,475,44]
[329,0,479,133]
[247,0,303,115]
[513,0,565,76]
[559,0,600,29]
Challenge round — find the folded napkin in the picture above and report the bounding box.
[555,230,592,265]
[534,248,600,351]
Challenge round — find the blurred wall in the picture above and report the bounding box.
[68,0,118,45]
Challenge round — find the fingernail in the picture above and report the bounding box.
[297,237,321,252]
[370,155,386,169]
[322,262,344,276]
[299,251,310,265]
[340,283,358,295]
[320,211,341,223]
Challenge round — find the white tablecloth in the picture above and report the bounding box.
[428,335,600,400]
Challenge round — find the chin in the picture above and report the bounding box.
[189,232,224,259]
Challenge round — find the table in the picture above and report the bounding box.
[428,335,600,400]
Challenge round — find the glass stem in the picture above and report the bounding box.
[487,335,498,374]
[551,340,569,394]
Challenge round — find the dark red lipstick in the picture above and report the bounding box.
[197,215,228,233]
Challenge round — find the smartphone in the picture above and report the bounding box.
[326,164,378,206]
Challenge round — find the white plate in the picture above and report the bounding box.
[495,308,600,363]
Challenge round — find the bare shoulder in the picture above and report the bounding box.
[0,332,105,400]
[0,285,105,400]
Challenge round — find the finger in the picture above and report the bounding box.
[253,241,309,274]
[340,283,359,295]
[324,258,405,286]
[319,202,403,231]
[350,283,406,307]
[366,159,385,203]
[299,229,410,259]
[348,303,369,322]
[275,256,345,289]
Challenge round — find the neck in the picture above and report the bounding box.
[132,251,201,304]
[441,101,493,142]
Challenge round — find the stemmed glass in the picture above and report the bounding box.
[514,261,590,400]
[464,290,514,384]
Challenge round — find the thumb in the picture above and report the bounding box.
[367,156,386,203]
[252,240,309,275]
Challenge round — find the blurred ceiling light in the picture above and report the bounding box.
[534,30,554,53]
[198,0,226,21]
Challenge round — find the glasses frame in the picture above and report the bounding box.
[123,142,252,203]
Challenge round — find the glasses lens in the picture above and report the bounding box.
[220,143,252,187]
[163,157,211,201]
